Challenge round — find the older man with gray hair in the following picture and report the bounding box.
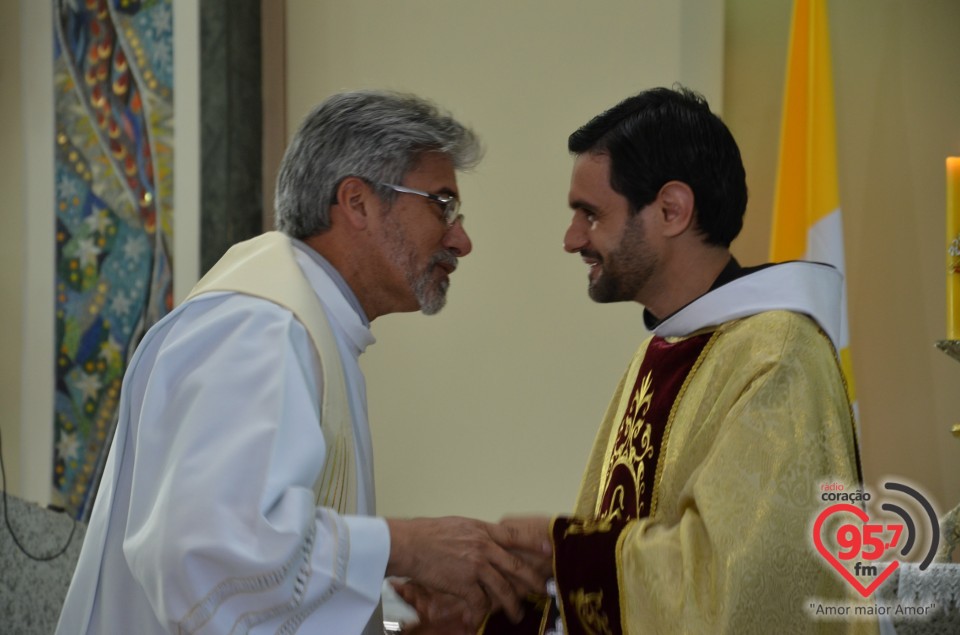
[56,90,550,635]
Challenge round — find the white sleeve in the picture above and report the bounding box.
[121,294,390,634]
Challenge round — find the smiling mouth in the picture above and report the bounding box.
[579,252,601,277]
[588,264,602,283]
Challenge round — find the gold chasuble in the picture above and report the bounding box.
[553,332,714,632]
[185,232,358,514]
[483,299,875,634]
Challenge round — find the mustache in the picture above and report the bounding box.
[579,249,602,263]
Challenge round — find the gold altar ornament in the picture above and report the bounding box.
[935,339,960,439]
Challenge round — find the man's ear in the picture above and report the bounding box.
[331,176,376,230]
[657,181,696,238]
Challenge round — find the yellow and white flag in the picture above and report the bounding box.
[770,0,857,417]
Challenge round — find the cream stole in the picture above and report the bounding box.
[185,231,357,514]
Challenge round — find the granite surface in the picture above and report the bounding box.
[0,493,86,634]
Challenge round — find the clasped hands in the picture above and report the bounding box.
[385,515,553,634]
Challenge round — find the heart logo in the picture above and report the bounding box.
[813,503,899,598]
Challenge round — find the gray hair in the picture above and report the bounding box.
[274,90,483,238]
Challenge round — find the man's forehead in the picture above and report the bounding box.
[568,153,614,205]
[404,152,457,184]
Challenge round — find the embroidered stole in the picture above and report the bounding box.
[184,232,358,514]
[481,332,714,635]
[594,334,713,522]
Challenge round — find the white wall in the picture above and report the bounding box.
[17,0,54,503]
[0,0,25,496]
[285,0,724,520]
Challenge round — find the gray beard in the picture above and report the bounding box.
[411,251,457,315]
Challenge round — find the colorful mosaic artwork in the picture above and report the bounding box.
[52,0,174,520]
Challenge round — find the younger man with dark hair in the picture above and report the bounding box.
[478,86,871,634]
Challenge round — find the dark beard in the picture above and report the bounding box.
[587,214,656,303]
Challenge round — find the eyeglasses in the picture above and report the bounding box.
[378,183,463,227]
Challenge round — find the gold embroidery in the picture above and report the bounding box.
[598,370,654,520]
[569,588,613,635]
[563,516,614,538]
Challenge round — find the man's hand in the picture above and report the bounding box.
[385,516,551,626]
[498,516,554,580]
[391,580,474,634]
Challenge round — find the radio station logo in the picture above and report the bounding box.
[812,480,940,599]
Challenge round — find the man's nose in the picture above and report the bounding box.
[443,219,472,257]
[563,216,588,253]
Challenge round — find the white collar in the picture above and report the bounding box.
[291,244,376,355]
[654,261,843,350]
